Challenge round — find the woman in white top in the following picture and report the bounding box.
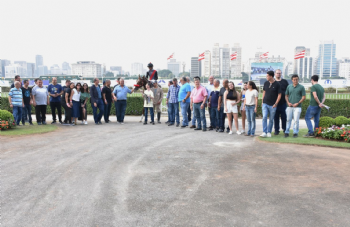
[70,82,82,125]
[242,81,259,137]
[142,84,155,125]
[224,81,241,135]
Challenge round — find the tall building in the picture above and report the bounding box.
[131,62,144,76]
[14,61,27,77]
[230,43,242,78]
[202,50,211,77]
[110,66,122,76]
[27,63,35,77]
[5,64,27,78]
[317,40,337,78]
[293,46,313,79]
[62,62,71,75]
[220,44,230,78]
[37,65,48,76]
[285,62,293,76]
[211,43,220,77]
[1,59,11,78]
[36,55,43,69]
[167,59,181,77]
[71,61,102,77]
[339,62,350,80]
[191,57,202,78]
[50,64,62,74]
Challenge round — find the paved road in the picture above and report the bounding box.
[1,117,350,227]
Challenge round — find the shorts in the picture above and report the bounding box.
[224,100,238,113]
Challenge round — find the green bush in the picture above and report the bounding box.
[0,109,16,130]
[318,117,336,128]
[334,116,350,126]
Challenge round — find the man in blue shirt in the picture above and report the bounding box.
[47,77,63,124]
[8,81,24,125]
[112,78,134,124]
[90,78,105,125]
[178,77,191,128]
[166,78,180,126]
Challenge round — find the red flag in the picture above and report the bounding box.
[259,52,269,59]
[294,50,306,59]
[198,52,205,61]
[230,52,237,60]
[167,53,174,60]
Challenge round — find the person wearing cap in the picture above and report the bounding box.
[146,63,158,82]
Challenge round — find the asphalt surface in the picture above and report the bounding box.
[1,116,350,227]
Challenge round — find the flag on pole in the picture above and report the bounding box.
[259,52,269,59]
[230,52,238,60]
[167,53,174,60]
[198,52,205,61]
[294,50,306,59]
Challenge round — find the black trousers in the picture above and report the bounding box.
[35,105,47,123]
[62,102,72,123]
[50,102,62,121]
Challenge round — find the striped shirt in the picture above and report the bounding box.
[9,87,23,107]
[166,84,180,103]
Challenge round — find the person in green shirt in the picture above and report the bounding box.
[284,75,306,138]
[304,75,326,137]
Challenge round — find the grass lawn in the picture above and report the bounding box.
[0,124,58,136]
[257,129,350,149]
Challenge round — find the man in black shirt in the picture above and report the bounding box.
[21,79,33,125]
[102,79,113,123]
[274,69,289,135]
[260,71,281,138]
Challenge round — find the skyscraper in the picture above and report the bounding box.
[230,43,242,78]
[211,43,220,77]
[27,63,35,77]
[131,63,144,76]
[36,55,43,69]
[191,57,201,78]
[167,59,181,77]
[37,65,49,76]
[1,59,11,78]
[62,62,71,75]
[14,61,27,77]
[202,50,211,77]
[293,46,313,79]
[220,44,230,78]
[317,40,337,78]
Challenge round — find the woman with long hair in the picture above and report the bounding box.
[70,82,81,125]
[224,81,241,135]
[242,81,259,137]
[80,83,90,124]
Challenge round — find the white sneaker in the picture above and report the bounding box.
[237,131,242,135]
[84,121,88,125]
[260,133,267,138]
[121,122,124,125]
[229,131,233,135]
[267,133,272,138]
[241,130,245,134]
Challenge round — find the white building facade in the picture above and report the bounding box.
[230,43,242,78]
[131,63,144,76]
[211,43,220,77]
[71,61,102,78]
[202,50,211,77]
[167,59,181,77]
[50,64,62,75]
[339,62,350,80]
[5,64,27,78]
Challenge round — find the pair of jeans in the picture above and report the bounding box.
[191,109,197,126]
[50,102,62,122]
[91,99,104,123]
[13,106,23,125]
[262,103,277,134]
[274,102,287,133]
[168,102,179,124]
[22,103,32,124]
[219,107,226,130]
[62,102,72,124]
[210,107,219,128]
[144,107,154,122]
[305,105,321,134]
[285,107,302,134]
[180,102,190,126]
[35,105,47,123]
[245,105,256,135]
[115,100,127,122]
[187,104,191,121]
[193,103,206,129]
[104,101,112,122]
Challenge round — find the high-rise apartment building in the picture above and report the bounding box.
[36,55,43,69]
[293,46,313,79]
[339,62,350,80]
[1,59,11,78]
[62,62,71,75]
[131,63,144,76]
[230,43,242,78]
[167,59,181,77]
[317,40,337,78]
[37,65,49,76]
[220,44,230,78]
[27,63,35,77]
[5,64,27,78]
[14,61,27,77]
[191,57,201,78]
[202,50,211,77]
[211,43,220,77]
[71,61,101,77]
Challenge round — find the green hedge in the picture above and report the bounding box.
[1,97,350,118]
[0,97,144,115]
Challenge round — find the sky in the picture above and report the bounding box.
[1,0,350,72]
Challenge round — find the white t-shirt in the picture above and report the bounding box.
[143,90,154,107]
[72,88,81,102]
[245,89,259,106]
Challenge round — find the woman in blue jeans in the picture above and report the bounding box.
[242,81,259,137]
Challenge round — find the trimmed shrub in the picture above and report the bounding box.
[0,109,16,130]
[334,116,350,126]
[318,117,336,128]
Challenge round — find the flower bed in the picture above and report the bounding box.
[0,110,16,131]
[315,125,350,143]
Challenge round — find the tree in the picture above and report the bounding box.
[158,69,173,78]
[105,72,114,77]
[178,72,190,77]
[241,72,249,82]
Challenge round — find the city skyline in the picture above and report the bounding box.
[1,0,349,73]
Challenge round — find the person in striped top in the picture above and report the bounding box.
[8,81,24,126]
